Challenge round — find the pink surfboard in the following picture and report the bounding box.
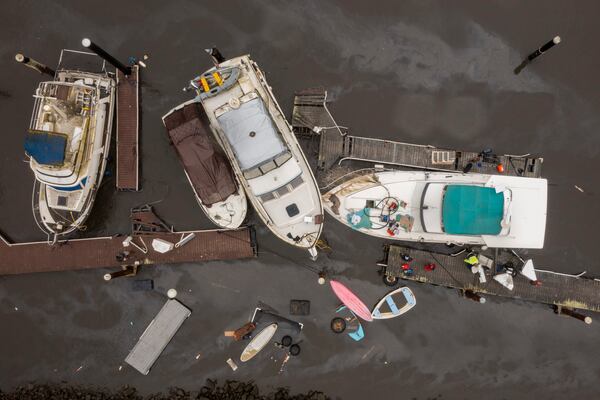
[330,280,373,322]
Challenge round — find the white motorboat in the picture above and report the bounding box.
[162,99,247,229]
[323,169,547,249]
[25,51,115,239]
[190,55,324,256]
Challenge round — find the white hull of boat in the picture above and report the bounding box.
[323,169,547,249]
[197,55,323,252]
[31,72,115,237]
[183,168,247,229]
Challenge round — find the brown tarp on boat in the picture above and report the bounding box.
[164,102,237,206]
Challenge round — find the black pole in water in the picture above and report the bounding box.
[527,36,561,62]
[514,35,561,75]
[205,47,225,66]
[15,53,55,77]
[81,38,131,75]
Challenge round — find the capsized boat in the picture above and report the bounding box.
[25,50,115,239]
[323,169,547,249]
[162,99,247,228]
[190,55,324,257]
[371,287,416,320]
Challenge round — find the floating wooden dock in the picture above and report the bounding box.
[0,206,256,276]
[116,65,140,191]
[380,245,600,313]
[292,88,543,178]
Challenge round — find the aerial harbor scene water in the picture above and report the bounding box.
[1,1,600,399]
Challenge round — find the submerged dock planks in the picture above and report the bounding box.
[383,245,600,313]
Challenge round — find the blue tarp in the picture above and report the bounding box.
[24,131,67,166]
[442,185,504,235]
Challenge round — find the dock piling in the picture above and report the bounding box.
[103,264,138,281]
[81,38,131,75]
[205,47,225,66]
[527,36,561,62]
[15,53,55,77]
[554,306,592,325]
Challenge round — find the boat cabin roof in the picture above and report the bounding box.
[24,130,67,166]
[442,185,504,235]
[217,97,286,171]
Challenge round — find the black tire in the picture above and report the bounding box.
[330,317,346,333]
[383,274,399,287]
[281,335,292,347]
[289,344,301,356]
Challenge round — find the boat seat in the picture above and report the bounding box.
[385,296,400,314]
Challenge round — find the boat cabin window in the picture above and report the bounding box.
[243,151,292,180]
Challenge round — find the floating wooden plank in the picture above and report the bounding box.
[116,65,140,191]
[382,245,600,313]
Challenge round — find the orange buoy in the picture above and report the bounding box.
[496,163,504,173]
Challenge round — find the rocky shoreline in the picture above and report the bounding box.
[0,381,331,400]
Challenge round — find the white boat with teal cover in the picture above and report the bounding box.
[323,169,547,249]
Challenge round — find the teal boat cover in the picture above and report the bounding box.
[442,185,504,235]
[24,130,67,166]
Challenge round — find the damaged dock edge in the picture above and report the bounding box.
[381,245,600,313]
[0,226,256,276]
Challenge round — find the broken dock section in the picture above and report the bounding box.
[380,245,600,313]
[292,88,543,179]
[0,206,256,276]
[116,65,140,191]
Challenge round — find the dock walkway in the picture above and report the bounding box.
[116,65,140,191]
[0,206,256,276]
[381,245,600,313]
[292,88,543,178]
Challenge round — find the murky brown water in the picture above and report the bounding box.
[1,1,600,399]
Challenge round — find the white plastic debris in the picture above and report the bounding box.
[493,273,514,291]
[167,289,178,299]
[478,268,487,284]
[574,185,585,193]
[520,259,537,281]
[226,358,238,371]
[152,238,174,253]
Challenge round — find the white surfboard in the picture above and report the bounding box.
[240,323,278,362]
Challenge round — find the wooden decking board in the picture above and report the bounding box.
[384,245,600,312]
[0,227,255,276]
[116,65,140,191]
[291,92,543,178]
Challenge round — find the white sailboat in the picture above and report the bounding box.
[189,55,324,257]
[323,169,547,249]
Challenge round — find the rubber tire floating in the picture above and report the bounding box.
[281,335,293,347]
[289,344,301,356]
[331,317,346,333]
[383,275,399,287]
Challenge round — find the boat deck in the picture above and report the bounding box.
[0,207,256,276]
[116,65,140,191]
[292,88,543,180]
[382,245,600,313]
